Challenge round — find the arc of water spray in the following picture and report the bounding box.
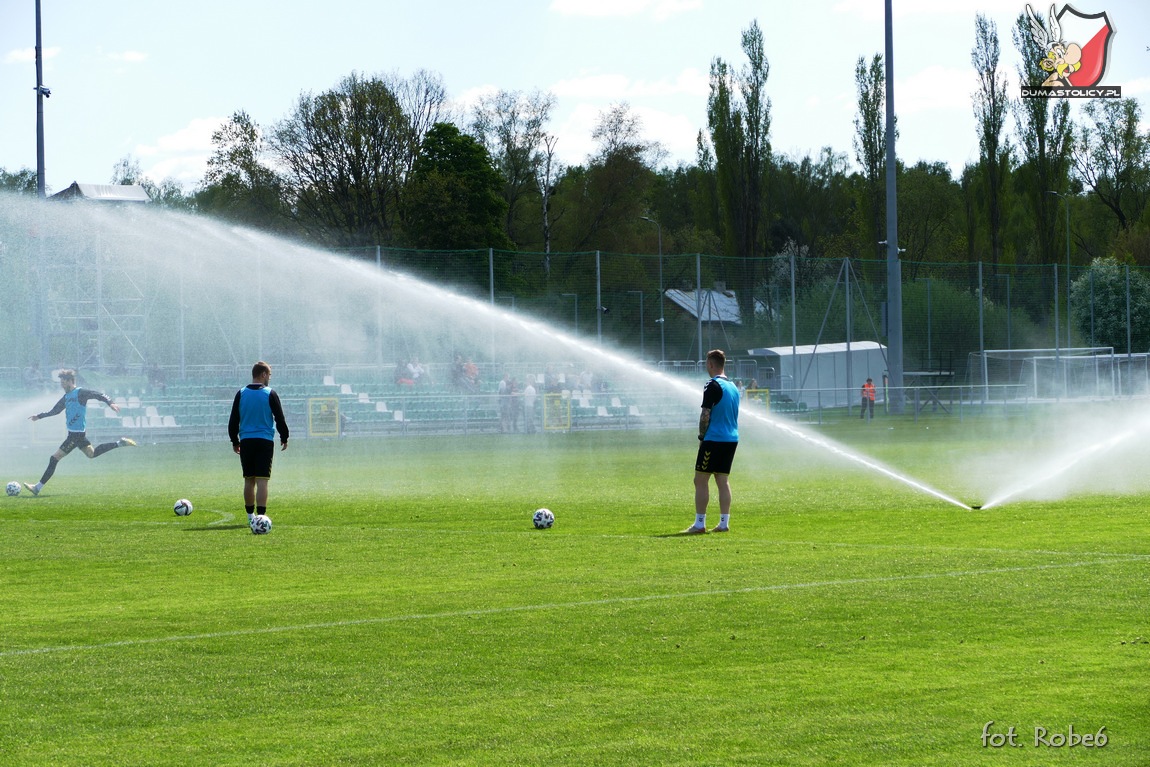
[499,310,971,511]
[979,426,1137,510]
[741,408,972,509]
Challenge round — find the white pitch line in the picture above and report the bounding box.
[1,556,1142,659]
[206,510,234,526]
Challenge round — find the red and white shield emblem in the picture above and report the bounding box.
[1057,5,1115,87]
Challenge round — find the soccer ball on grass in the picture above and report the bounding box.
[251,514,273,535]
[532,508,554,529]
[6,481,20,497]
[173,498,193,516]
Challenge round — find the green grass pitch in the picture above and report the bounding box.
[1,418,1146,765]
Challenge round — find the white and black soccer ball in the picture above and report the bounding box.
[532,508,554,529]
[173,498,193,516]
[6,481,20,497]
[250,514,273,535]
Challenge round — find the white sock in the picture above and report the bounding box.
[247,511,254,522]
[695,513,707,528]
[719,513,730,529]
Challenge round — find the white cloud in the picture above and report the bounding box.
[1122,76,1150,97]
[5,46,60,64]
[133,117,224,185]
[832,0,1027,22]
[897,64,982,115]
[552,68,708,101]
[631,104,699,160]
[108,51,148,63]
[549,0,700,20]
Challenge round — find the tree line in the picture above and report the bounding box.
[3,11,1149,362]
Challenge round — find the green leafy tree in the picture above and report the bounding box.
[706,19,771,329]
[853,53,888,254]
[898,161,964,276]
[196,111,290,230]
[554,103,661,254]
[1073,98,1150,233]
[401,122,511,287]
[1070,256,1150,352]
[470,89,556,249]
[0,167,38,194]
[972,13,1012,270]
[1011,8,1073,266]
[270,70,447,247]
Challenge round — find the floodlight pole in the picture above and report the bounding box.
[35,0,47,198]
[883,0,905,413]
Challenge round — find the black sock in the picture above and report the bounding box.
[257,506,266,516]
[246,505,255,516]
[92,442,117,457]
[39,456,59,485]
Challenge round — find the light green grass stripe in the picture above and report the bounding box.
[2,555,1139,659]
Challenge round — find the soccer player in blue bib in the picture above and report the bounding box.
[23,369,136,496]
[228,361,289,530]
[684,349,740,534]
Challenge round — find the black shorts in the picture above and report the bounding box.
[239,438,276,479]
[696,440,738,475]
[58,432,92,455]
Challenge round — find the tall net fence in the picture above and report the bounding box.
[333,246,1150,383]
[6,220,1150,410]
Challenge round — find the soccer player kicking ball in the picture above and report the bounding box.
[683,349,740,534]
[228,361,289,531]
[23,369,136,496]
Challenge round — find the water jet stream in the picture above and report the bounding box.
[1,194,967,511]
[979,426,1137,510]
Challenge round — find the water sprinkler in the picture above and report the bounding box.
[970,504,982,510]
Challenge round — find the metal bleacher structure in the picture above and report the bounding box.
[86,363,696,443]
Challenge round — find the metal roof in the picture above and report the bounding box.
[51,182,151,203]
[664,288,747,324]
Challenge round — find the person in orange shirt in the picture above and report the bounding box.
[860,377,876,420]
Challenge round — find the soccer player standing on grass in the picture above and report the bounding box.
[683,349,740,534]
[22,369,136,496]
[228,361,289,530]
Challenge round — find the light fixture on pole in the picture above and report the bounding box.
[640,216,665,363]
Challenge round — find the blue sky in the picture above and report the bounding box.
[2,0,1147,194]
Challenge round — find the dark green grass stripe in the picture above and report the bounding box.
[3,555,1139,659]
